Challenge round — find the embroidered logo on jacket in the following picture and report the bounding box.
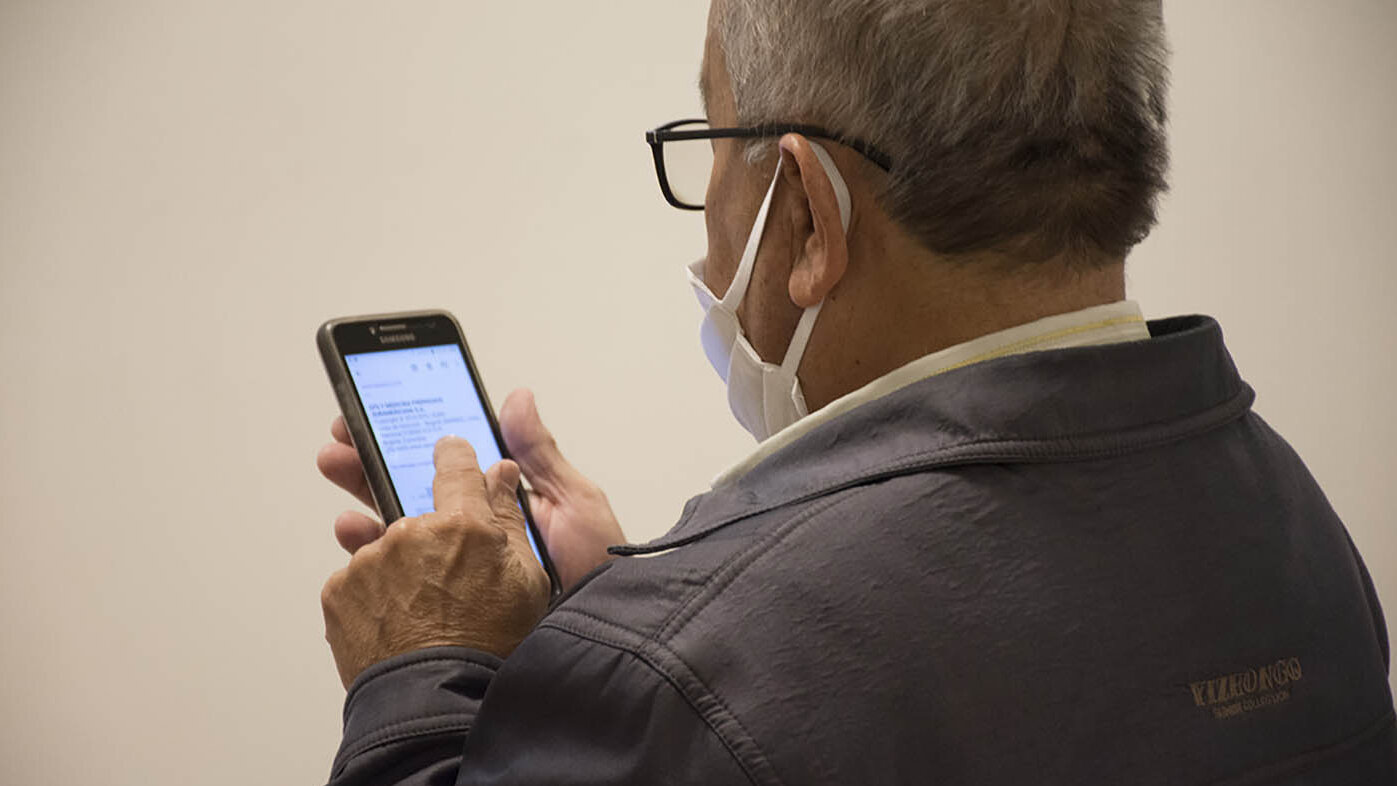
[1188,658,1303,720]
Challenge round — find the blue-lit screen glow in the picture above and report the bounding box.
[345,344,544,567]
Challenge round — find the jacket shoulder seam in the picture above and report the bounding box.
[621,389,1253,557]
[1209,708,1396,786]
[657,486,873,642]
[538,617,774,786]
[331,714,472,779]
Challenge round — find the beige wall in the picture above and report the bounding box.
[0,2,1392,783]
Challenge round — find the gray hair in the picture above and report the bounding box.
[715,0,1170,264]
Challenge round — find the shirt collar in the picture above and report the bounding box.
[712,300,1150,488]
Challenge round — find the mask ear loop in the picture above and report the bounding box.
[809,142,853,228]
[779,141,852,377]
[720,157,785,312]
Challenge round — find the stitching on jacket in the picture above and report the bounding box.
[1206,708,1396,786]
[332,715,472,778]
[618,388,1255,557]
[343,653,498,723]
[653,492,855,639]
[853,385,1254,471]
[658,490,870,642]
[539,617,772,786]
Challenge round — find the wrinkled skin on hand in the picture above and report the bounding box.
[319,438,550,688]
[316,389,626,590]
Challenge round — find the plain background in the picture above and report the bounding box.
[1,2,1393,783]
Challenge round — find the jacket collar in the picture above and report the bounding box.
[613,316,1254,556]
[711,300,1149,487]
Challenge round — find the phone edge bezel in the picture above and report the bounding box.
[315,309,562,596]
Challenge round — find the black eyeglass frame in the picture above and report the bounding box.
[645,118,894,211]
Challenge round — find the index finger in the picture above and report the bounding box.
[433,436,488,514]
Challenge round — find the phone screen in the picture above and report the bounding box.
[344,343,545,567]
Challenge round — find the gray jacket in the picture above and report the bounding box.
[328,316,1395,785]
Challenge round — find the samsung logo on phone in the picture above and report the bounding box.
[378,332,416,345]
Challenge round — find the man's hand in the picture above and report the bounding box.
[497,390,626,589]
[320,438,551,689]
[315,389,626,589]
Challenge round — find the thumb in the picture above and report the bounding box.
[499,389,586,498]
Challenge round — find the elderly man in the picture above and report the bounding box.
[316,1,1395,783]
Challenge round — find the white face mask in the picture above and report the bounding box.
[687,142,852,442]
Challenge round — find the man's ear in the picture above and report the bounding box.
[778,135,849,309]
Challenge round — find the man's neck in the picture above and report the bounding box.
[799,251,1128,412]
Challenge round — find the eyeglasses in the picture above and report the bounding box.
[645,119,894,211]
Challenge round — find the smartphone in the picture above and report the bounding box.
[317,309,560,594]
